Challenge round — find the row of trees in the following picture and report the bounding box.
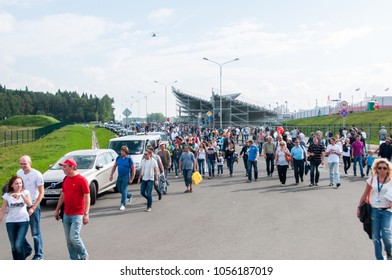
[0,84,115,122]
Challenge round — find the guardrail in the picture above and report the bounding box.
[0,121,73,147]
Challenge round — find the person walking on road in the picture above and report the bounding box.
[158,142,171,184]
[240,141,249,176]
[275,141,290,186]
[55,158,90,260]
[342,138,352,175]
[206,142,218,179]
[0,176,32,260]
[17,155,44,260]
[246,140,259,183]
[290,139,306,185]
[109,146,136,211]
[357,158,392,260]
[307,138,325,186]
[138,149,159,212]
[179,145,197,193]
[352,134,366,177]
[263,136,276,177]
[326,137,342,188]
[225,143,236,177]
[172,143,182,178]
[375,138,392,162]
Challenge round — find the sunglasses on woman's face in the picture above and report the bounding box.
[377,166,388,170]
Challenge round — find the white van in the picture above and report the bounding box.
[107,134,161,175]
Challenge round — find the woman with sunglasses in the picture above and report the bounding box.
[275,141,291,186]
[357,159,392,260]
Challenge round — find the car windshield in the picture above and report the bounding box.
[108,140,144,155]
[51,155,96,170]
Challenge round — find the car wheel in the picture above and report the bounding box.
[40,199,47,206]
[90,182,97,205]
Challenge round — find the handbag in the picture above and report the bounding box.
[285,153,292,162]
[358,177,373,239]
[192,171,203,186]
[304,162,310,175]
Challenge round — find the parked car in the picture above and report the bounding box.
[42,149,119,206]
[147,131,169,146]
[107,134,161,176]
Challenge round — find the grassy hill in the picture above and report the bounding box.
[281,109,392,144]
[0,115,59,129]
[283,108,392,127]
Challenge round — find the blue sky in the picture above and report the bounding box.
[1,0,391,120]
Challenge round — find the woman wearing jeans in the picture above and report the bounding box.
[0,176,32,260]
[358,158,392,260]
[196,142,206,177]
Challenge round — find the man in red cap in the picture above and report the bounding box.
[54,158,90,260]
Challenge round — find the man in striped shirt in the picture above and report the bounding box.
[307,138,325,186]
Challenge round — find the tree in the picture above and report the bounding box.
[147,112,165,123]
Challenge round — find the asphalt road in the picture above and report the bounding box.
[0,151,375,260]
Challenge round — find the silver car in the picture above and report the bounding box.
[42,149,119,205]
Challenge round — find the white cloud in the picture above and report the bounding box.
[0,12,15,33]
[0,13,135,58]
[148,8,175,24]
[321,26,372,49]
[0,0,52,7]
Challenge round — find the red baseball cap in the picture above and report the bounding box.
[59,158,77,167]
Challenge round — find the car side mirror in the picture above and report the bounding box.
[96,164,104,170]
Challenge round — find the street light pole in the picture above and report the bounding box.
[137,91,155,121]
[131,96,142,118]
[285,101,288,118]
[154,80,178,121]
[203,57,239,128]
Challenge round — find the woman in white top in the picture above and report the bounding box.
[275,141,291,186]
[196,142,206,177]
[357,159,392,260]
[0,176,32,260]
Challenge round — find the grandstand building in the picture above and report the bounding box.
[172,87,276,127]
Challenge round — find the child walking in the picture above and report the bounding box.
[217,152,224,176]
[366,150,376,176]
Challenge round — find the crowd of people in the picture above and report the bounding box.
[1,123,391,260]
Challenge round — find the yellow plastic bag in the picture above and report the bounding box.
[192,171,203,186]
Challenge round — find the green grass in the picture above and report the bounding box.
[281,109,392,144]
[283,108,392,127]
[0,125,116,205]
[95,126,116,148]
[0,115,59,128]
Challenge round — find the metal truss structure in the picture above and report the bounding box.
[172,87,277,128]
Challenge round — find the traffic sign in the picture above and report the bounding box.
[340,100,348,109]
[122,108,131,117]
[206,111,212,117]
[340,109,348,118]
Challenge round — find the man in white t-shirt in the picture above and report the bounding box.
[325,138,342,188]
[138,149,158,212]
[17,155,44,260]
